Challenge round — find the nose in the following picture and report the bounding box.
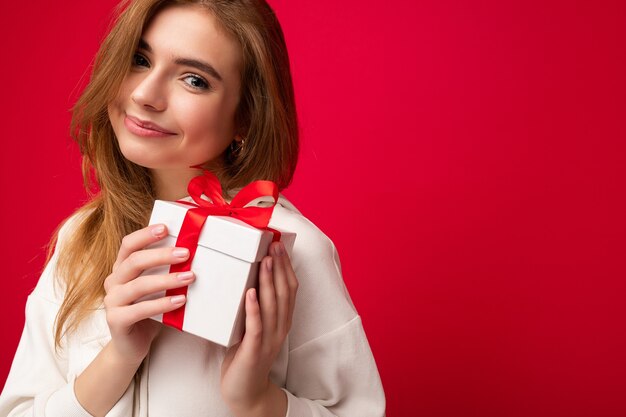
[130,72,167,111]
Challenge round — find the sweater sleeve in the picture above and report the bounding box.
[270,205,386,417]
[0,248,93,417]
[282,316,386,417]
[0,213,137,417]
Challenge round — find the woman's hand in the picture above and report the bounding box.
[75,224,194,416]
[220,241,299,416]
[103,224,196,366]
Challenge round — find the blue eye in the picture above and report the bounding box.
[132,53,150,67]
[183,74,210,90]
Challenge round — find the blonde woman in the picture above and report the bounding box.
[0,1,385,416]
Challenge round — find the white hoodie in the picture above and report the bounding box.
[0,195,386,417]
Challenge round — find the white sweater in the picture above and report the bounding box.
[0,195,386,417]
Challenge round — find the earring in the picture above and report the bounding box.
[229,137,245,158]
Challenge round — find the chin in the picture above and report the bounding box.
[118,146,208,172]
[114,139,161,169]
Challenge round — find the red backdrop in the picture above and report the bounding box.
[1,1,625,416]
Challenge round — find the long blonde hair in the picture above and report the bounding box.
[52,0,299,347]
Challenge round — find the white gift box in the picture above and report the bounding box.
[140,200,296,347]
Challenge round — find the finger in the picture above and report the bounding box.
[106,293,187,329]
[105,271,196,307]
[270,242,291,336]
[113,224,169,270]
[239,288,262,356]
[108,246,190,289]
[282,249,298,290]
[258,256,278,335]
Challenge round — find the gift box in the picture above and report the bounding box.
[140,199,296,347]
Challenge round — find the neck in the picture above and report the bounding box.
[151,167,204,201]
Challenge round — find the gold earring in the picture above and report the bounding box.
[229,137,245,158]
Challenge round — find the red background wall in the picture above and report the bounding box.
[1,1,625,416]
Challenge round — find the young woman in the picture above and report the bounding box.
[0,1,385,416]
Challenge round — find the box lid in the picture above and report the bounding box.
[148,200,276,263]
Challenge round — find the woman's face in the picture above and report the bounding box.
[107,4,242,171]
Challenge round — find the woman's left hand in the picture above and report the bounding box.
[220,241,298,416]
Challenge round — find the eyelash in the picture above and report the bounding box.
[183,74,210,91]
[131,52,212,91]
[132,52,150,68]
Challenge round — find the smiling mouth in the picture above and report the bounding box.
[124,115,176,138]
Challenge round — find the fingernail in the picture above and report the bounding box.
[273,242,284,256]
[176,271,194,281]
[152,225,165,237]
[171,295,186,304]
[266,257,273,272]
[173,248,189,258]
[249,288,257,302]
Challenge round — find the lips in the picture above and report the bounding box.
[124,114,176,137]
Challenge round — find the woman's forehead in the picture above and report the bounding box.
[141,4,242,81]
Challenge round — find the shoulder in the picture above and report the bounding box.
[268,194,338,260]
[57,208,92,247]
[267,195,360,347]
[32,209,93,303]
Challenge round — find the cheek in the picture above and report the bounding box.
[177,96,236,140]
[109,78,136,112]
[106,102,120,140]
[107,100,126,142]
[106,101,117,124]
[107,86,129,123]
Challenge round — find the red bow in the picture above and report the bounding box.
[185,169,278,228]
[163,170,279,330]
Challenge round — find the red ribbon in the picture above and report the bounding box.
[163,170,280,330]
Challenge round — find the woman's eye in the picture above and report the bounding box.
[132,53,149,67]
[183,74,210,90]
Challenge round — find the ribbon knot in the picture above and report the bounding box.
[185,169,279,228]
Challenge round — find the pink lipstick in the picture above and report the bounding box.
[124,115,176,138]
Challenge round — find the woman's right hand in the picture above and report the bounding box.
[103,223,195,366]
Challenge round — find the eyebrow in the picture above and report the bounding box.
[138,38,223,82]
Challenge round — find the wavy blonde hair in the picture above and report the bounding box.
[51,0,299,347]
